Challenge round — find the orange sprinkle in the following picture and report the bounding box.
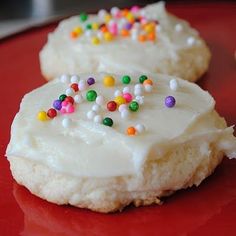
[70,31,78,39]
[147,32,156,41]
[127,127,136,136]
[121,9,129,17]
[100,26,108,33]
[138,34,146,42]
[120,29,130,37]
[143,79,153,86]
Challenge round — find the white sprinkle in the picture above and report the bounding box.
[110,7,119,16]
[133,22,140,30]
[135,96,144,105]
[78,80,88,91]
[60,74,70,83]
[123,87,130,93]
[144,84,153,92]
[118,104,127,112]
[87,110,96,120]
[114,90,122,97]
[62,118,72,128]
[156,25,162,33]
[97,31,103,40]
[131,32,138,41]
[92,104,101,112]
[187,36,196,46]
[74,94,83,103]
[66,88,74,96]
[85,30,93,37]
[175,24,183,32]
[94,115,103,123]
[98,9,107,18]
[134,88,143,96]
[134,84,143,90]
[169,79,179,91]
[121,110,130,119]
[70,75,79,83]
[96,95,105,105]
[135,124,146,133]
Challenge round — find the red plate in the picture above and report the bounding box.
[0,3,236,235]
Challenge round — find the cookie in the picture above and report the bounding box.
[6,73,236,213]
[39,2,211,82]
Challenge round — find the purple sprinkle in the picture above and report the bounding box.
[87,77,95,85]
[165,96,176,108]
[125,23,132,30]
[53,99,62,110]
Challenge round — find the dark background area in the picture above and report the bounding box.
[0,0,235,20]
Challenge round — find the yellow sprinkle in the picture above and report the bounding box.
[104,32,113,42]
[126,12,134,22]
[91,37,100,45]
[103,75,115,87]
[114,96,126,106]
[73,26,83,35]
[104,14,112,23]
[37,111,48,121]
[144,24,155,33]
[92,22,99,30]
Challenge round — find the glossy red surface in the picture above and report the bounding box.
[0,3,236,235]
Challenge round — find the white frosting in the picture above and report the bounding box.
[40,2,209,80]
[6,73,236,178]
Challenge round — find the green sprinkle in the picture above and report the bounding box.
[59,94,67,101]
[139,75,148,84]
[129,101,139,112]
[103,117,113,127]
[86,90,97,101]
[86,24,92,30]
[122,75,131,84]
[80,12,88,22]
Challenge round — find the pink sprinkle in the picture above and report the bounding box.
[131,6,140,13]
[123,93,133,103]
[61,101,75,114]
[140,18,148,25]
[109,23,118,35]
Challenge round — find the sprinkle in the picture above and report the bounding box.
[104,32,113,41]
[94,115,103,123]
[165,96,176,108]
[122,75,131,84]
[134,84,143,90]
[64,96,74,105]
[103,75,115,87]
[66,88,74,96]
[114,89,122,97]
[123,93,133,103]
[37,111,48,121]
[78,80,88,91]
[60,74,70,83]
[118,104,127,112]
[91,37,100,45]
[98,9,107,19]
[129,101,139,112]
[86,24,92,30]
[70,83,79,92]
[138,34,146,42]
[80,12,88,22]
[86,90,97,101]
[110,6,120,16]
[135,95,144,105]
[107,101,117,112]
[97,31,103,40]
[47,108,57,119]
[127,126,136,136]
[104,14,112,23]
[135,124,145,133]
[87,77,95,85]
[53,100,62,110]
[144,84,153,92]
[123,87,130,93]
[114,96,126,106]
[59,94,67,101]
[85,30,93,37]
[74,94,83,103]
[187,36,196,46]
[131,6,140,13]
[143,79,153,86]
[70,75,79,83]
[139,75,148,84]
[121,109,130,119]
[96,95,105,105]
[60,101,75,114]
[147,32,156,41]
[92,104,101,112]
[73,26,83,35]
[103,117,113,127]
[169,79,179,91]
[87,110,96,119]
[62,118,72,128]
[134,88,143,96]
[175,24,183,32]
[120,29,130,37]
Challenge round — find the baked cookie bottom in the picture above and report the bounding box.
[9,141,223,213]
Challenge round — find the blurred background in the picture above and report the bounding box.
[0,0,234,39]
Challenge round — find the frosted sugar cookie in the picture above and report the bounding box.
[6,73,236,213]
[40,2,211,82]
